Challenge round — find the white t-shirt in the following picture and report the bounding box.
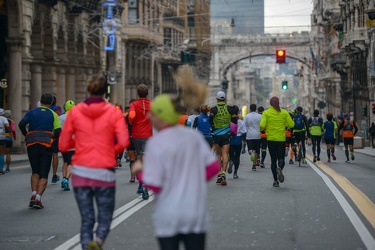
[244,112,261,140]
[59,113,67,129]
[0,116,9,140]
[143,126,216,237]
[237,119,247,136]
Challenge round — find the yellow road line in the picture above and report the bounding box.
[306,154,375,229]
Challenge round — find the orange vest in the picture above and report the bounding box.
[286,128,292,138]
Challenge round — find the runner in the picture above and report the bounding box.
[3,110,15,173]
[59,74,129,250]
[0,109,10,175]
[131,65,219,250]
[322,113,338,162]
[50,95,62,184]
[285,110,296,164]
[260,96,294,187]
[257,106,267,168]
[209,91,237,186]
[308,109,324,163]
[18,93,61,208]
[244,104,261,171]
[124,99,137,182]
[193,105,213,149]
[59,100,75,191]
[292,106,310,164]
[369,122,375,148]
[338,113,358,163]
[129,84,153,199]
[228,105,247,178]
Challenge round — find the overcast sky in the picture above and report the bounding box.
[265,0,313,33]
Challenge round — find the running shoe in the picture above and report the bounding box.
[33,199,44,209]
[346,159,350,163]
[289,159,294,164]
[332,153,336,161]
[129,175,136,183]
[51,175,60,184]
[5,167,10,173]
[142,187,149,200]
[62,179,70,191]
[317,157,320,161]
[61,178,66,189]
[117,159,122,168]
[136,186,144,195]
[220,174,227,186]
[302,158,307,164]
[327,158,331,163]
[87,241,103,250]
[252,165,256,171]
[0,170,4,175]
[233,173,238,179]
[351,155,355,161]
[260,162,265,168]
[29,195,36,208]
[276,167,284,183]
[256,159,260,166]
[273,181,279,187]
[313,156,317,163]
[216,174,222,184]
[227,161,233,174]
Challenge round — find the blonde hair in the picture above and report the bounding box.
[87,74,107,95]
[171,65,207,113]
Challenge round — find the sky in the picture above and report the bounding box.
[265,0,314,33]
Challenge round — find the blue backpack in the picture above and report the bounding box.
[293,113,304,130]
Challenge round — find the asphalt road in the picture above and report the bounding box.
[0,145,374,250]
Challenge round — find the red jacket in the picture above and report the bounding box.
[59,101,129,168]
[129,98,152,138]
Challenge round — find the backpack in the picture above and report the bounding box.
[310,117,320,126]
[293,113,304,130]
[230,122,238,136]
[343,121,353,130]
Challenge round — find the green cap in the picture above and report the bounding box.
[64,100,75,113]
[151,94,180,125]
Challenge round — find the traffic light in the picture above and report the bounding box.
[221,79,229,90]
[362,106,367,117]
[282,81,288,90]
[276,50,286,64]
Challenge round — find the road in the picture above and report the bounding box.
[0,145,374,250]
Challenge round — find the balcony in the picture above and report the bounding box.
[122,25,163,45]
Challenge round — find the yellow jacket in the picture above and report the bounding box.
[260,106,294,141]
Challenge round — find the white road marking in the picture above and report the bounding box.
[307,160,375,249]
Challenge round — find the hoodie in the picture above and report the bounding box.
[59,100,129,168]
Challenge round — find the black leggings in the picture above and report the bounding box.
[311,136,322,157]
[294,132,306,158]
[229,144,242,172]
[158,233,206,250]
[267,141,285,181]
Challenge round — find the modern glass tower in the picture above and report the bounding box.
[211,0,265,34]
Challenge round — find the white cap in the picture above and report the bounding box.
[0,108,4,115]
[216,91,226,100]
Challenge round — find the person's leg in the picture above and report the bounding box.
[301,134,306,158]
[181,233,206,250]
[233,144,241,174]
[5,140,11,171]
[349,138,354,160]
[311,136,317,158]
[344,139,349,161]
[95,186,116,247]
[158,235,180,250]
[128,150,136,182]
[267,141,278,182]
[316,136,322,160]
[221,144,230,172]
[372,136,375,148]
[74,187,95,250]
[0,143,5,172]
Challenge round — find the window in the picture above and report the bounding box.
[128,0,138,24]
[164,28,172,49]
[188,17,195,40]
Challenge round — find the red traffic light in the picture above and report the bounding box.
[276,50,286,64]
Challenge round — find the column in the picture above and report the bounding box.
[75,68,87,103]
[65,67,76,101]
[30,63,42,108]
[56,67,66,108]
[7,37,23,150]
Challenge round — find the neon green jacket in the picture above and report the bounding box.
[260,106,294,142]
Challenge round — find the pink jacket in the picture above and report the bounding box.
[59,101,130,168]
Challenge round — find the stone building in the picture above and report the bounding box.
[311,0,375,134]
[0,0,211,151]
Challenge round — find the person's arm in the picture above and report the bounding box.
[338,120,343,131]
[18,119,28,136]
[286,112,295,129]
[128,103,136,124]
[353,121,358,136]
[192,116,198,129]
[304,116,311,137]
[11,121,16,140]
[334,121,338,133]
[58,111,75,152]
[114,108,130,154]
[209,107,217,131]
[259,113,267,131]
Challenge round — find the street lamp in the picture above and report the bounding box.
[0,79,7,88]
